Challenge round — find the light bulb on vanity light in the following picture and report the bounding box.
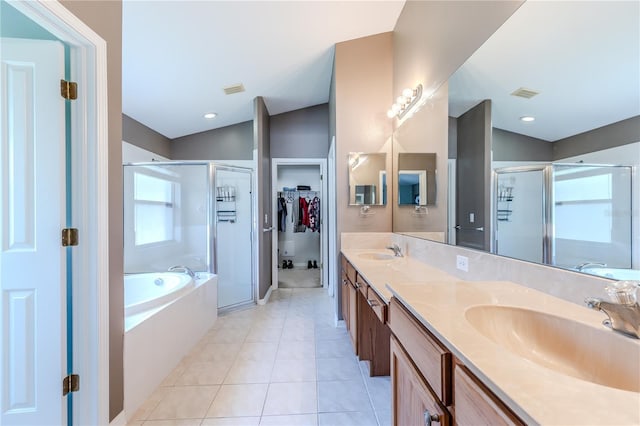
[387,109,397,118]
[402,88,414,99]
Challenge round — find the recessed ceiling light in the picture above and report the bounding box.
[520,116,535,122]
[203,112,217,119]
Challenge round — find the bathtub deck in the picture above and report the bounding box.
[126,287,391,426]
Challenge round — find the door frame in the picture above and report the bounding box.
[8,1,110,424]
[271,158,328,291]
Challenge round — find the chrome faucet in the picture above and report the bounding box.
[168,265,196,278]
[585,281,640,339]
[386,243,404,257]
[576,262,607,271]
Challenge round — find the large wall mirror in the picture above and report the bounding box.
[398,153,436,206]
[349,152,387,206]
[393,1,639,281]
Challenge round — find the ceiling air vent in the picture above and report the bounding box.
[223,83,245,95]
[510,87,539,99]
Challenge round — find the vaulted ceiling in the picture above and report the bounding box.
[122,1,406,139]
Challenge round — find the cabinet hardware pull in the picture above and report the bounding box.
[367,299,379,307]
[423,410,440,425]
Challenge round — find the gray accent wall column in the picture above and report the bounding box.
[254,97,272,299]
[455,100,492,251]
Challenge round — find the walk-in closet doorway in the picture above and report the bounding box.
[271,159,328,291]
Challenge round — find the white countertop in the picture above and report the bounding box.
[341,248,640,425]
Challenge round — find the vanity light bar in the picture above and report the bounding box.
[387,84,423,119]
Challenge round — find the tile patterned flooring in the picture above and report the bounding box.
[128,288,391,426]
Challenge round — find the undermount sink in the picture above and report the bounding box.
[357,252,396,261]
[465,305,640,392]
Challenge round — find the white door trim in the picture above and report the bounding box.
[271,158,328,291]
[8,1,110,424]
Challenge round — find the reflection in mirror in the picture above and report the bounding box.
[348,152,387,206]
[398,153,436,206]
[443,1,640,280]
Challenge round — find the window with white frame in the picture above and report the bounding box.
[133,172,176,246]
[554,168,613,243]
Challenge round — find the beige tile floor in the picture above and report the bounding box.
[128,288,391,426]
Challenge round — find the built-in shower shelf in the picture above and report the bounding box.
[497,185,514,221]
[216,186,237,223]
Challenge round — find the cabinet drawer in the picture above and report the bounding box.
[389,299,452,405]
[366,286,387,323]
[454,365,524,426]
[355,274,369,297]
[344,257,357,284]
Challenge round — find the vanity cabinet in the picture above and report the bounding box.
[341,255,358,353]
[340,254,391,376]
[389,298,524,426]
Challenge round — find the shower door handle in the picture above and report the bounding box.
[263,227,274,232]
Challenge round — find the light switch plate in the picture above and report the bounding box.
[456,255,469,272]
[469,213,475,223]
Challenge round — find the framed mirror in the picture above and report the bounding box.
[392,1,639,281]
[398,153,436,206]
[348,152,387,206]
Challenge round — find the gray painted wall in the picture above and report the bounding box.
[270,104,329,158]
[254,97,272,299]
[456,100,492,251]
[448,117,458,159]
[122,114,172,159]
[553,115,640,160]
[493,127,553,162]
[171,121,253,160]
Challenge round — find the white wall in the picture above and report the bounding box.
[276,165,321,267]
[122,141,169,163]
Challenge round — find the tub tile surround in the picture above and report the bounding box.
[128,288,388,426]
[341,232,640,425]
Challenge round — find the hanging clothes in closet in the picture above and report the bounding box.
[277,196,287,232]
[308,196,320,232]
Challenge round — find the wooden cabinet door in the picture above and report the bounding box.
[454,365,523,426]
[341,274,350,327]
[348,281,358,353]
[391,336,450,426]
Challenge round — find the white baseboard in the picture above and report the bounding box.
[109,411,126,426]
[258,285,273,305]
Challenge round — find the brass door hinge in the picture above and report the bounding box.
[62,228,78,247]
[63,374,79,396]
[61,79,78,100]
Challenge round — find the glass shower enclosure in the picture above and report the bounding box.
[123,162,255,310]
[494,163,633,269]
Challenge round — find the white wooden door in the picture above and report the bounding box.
[1,38,66,426]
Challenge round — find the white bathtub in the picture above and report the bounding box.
[125,272,194,317]
[581,267,640,281]
[124,272,217,421]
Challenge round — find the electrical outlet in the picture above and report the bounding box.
[456,255,469,272]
